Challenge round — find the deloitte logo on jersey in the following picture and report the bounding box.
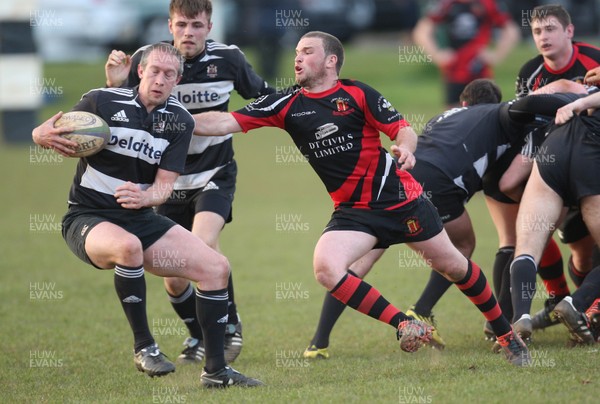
[176,89,219,105]
[107,135,163,160]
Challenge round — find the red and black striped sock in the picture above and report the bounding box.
[455,260,511,337]
[538,238,569,299]
[330,273,409,328]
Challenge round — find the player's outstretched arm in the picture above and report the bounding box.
[32,111,79,156]
[105,49,132,88]
[555,91,600,125]
[193,111,243,136]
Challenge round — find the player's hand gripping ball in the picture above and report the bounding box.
[54,111,111,157]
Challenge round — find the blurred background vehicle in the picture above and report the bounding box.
[33,0,171,61]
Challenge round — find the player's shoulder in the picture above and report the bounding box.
[165,94,194,117]
[574,41,600,55]
[339,79,376,92]
[339,79,388,100]
[518,54,544,74]
[83,87,135,101]
[205,39,244,57]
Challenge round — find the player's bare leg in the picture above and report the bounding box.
[511,163,565,334]
[313,231,432,353]
[304,248,385,358]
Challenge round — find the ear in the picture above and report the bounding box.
[168,18,173,35]
[565,23,574,39]
[327,54,337,70]
[137,63,144,80]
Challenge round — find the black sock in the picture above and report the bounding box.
[496,248,515,322]
[196,288,228,373]
[310,269,357,348]
[114,265,154,353]
[311,292,348,349]
[510,255,537,322]
[167,282,203,340]
[568,255,587,287]
[571,266,600,311]
[493,247,514,296]
[227,272,238,325]
[413,270,452,317]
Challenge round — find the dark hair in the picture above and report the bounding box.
[170,0,212,20]
[459,79,502,105]
[140,43,185,76]
[301,31,345,74]
[530,4,571,28]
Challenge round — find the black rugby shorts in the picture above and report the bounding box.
[156,161,236,230]
[62,206,177,268]
[323,196,444,249]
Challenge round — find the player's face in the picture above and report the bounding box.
[294,37,330,89]
[138,50,181,110]
[531,17,574,60]
[169,11,212,59]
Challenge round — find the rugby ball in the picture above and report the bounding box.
[54,111,111,157]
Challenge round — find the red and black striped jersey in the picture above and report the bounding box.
[231,79,423,210]
[516,41,600,98]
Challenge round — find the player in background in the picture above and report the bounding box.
[32,43,262,387]
[413,0,520,108]
[493,4,600,338]
[191,31,531,367]
[105,0,274,364]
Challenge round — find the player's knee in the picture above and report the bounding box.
[313,263,340,290]
[432,257,466,281]
[114,235,143,265]
[184,254,229,288]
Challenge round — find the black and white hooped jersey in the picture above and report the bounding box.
[126,40,273,190]
[67,87,194,209]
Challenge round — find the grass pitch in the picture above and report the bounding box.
[1,40,599,403]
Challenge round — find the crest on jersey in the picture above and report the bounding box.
[153,119,166,134]
[331,97,354,116]
[335,98,348,112]
[207,64,218,78]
